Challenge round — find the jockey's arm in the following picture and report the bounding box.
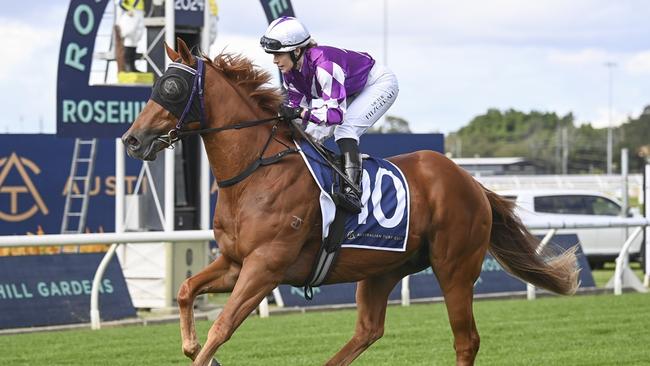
[283,79,305,109]
[301,61,347,126]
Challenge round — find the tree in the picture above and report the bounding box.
[367,115,412,133]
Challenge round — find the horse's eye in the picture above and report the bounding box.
[160,77,187,103]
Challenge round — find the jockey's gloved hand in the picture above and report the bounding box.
[279,104,303,121]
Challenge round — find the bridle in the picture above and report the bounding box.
[154,56,298,188]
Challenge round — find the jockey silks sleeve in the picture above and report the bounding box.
[283,46,375,126]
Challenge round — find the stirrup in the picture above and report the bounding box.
[333,190,362,214]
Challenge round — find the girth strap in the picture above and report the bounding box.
[303,206,349,299]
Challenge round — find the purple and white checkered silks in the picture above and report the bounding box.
[283,46,375,126]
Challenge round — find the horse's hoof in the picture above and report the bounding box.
[210,359,222,366]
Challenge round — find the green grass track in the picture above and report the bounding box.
[1,293,649,365]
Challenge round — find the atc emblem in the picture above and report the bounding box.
[0,152,49,222]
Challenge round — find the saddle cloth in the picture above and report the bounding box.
[295,139,410,252]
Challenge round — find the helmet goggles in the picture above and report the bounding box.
[260,36,283,52]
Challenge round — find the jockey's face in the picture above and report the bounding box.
[272,49,303,73]
[273,52,293,73]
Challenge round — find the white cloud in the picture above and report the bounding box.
[0,18,61,133]
[625,51,650,75]
[0,20,59,81]
[546,49,610,66]
[209,33,280,84]
[588,107,637,129]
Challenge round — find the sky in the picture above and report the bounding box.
[1,0,650,134]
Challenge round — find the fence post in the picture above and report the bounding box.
[645,164,650,287]
[401,275,410,306]
[527,228,557,300]
[614,227,644,295]
[90,140,126,330]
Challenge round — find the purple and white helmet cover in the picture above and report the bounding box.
[261,17,311,53]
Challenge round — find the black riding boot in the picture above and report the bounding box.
[336,138,362,214]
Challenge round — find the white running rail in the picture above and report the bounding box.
[0,217,647,326]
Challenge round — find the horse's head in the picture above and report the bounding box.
[122,38,203,161]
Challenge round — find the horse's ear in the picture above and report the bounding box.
[176,37,194,65]
[164,42,179,62]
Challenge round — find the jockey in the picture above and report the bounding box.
[260,16,399,214]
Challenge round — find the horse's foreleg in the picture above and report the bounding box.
[192,253,282,366]
[325,272,404,366]
[178,254,240,360]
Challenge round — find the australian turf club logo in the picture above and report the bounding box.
[0,152,49,222]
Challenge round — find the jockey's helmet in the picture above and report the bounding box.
[260,17,311,53]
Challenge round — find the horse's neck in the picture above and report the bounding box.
[201,71,277,191]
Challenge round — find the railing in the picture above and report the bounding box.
[524,218,649,298]
[0,217,648,327]
[0,230,214,329]
[395,217,650,305]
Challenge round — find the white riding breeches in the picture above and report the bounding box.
[304,64,399,143]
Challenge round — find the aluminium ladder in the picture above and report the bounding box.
[61,138,98,239]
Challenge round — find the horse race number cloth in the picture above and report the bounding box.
[295,139,410,252]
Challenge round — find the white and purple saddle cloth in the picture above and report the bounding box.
[296,139,410,252]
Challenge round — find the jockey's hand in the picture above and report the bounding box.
[279,105,303,121]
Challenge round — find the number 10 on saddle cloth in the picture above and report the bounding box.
[296,139,410,252]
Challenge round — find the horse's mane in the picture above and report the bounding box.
[206,53,283,115]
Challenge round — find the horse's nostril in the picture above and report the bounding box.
[126,135,140,149]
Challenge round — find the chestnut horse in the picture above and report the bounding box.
[122,40,579,366]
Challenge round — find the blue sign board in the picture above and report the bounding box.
[361,133,445,158]
[278,234,595,307]
[57,0,149,138]
[0,253,135,329]
[0,135,143,236]
[175,0,206,27]
[324,133,445,159]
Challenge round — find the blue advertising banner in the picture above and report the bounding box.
[57,0,149,138]
[278,234,595,307]
[324,133,445,159]
[0,253,135,329]
[0,135,141,236]
[360,133,445,159]
[175,0,206,27]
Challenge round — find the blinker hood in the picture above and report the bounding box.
[150,63,204,123]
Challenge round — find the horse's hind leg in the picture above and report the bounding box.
[430,228,488,366]
[325,271,404,366]
[178,254,240,360]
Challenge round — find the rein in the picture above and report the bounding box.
[155,57,298,188]
[156,115,281,147]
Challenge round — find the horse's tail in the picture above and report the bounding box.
[483,187,580,295]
